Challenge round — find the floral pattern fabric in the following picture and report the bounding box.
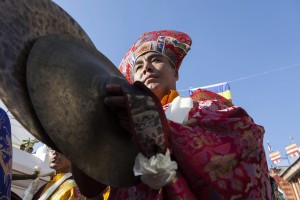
[110,89,272,199]
[167,89,272,199]
[0,108,12,200]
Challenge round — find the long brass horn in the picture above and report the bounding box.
[12,166,54,180]
[12,171,39,181]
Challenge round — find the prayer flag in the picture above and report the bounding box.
[267,141,273,153]
[189,82,232,101]
[269,151,281,164]
[285,143,299,158]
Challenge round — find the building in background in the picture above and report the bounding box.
[269,144,300,200]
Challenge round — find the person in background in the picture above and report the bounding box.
[32,147,87,200]
[74,30,272,199]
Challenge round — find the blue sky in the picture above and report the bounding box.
[50,0,300,167]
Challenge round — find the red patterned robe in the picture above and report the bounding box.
[109,89,272,199]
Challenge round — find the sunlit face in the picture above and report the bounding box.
[48,148,71,173]
[133,52,178,100]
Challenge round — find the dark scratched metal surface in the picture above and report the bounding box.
[0,0,140,187]
[27,34,139,187]
[0,0,93,148]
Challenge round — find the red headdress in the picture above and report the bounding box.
[119,30,192,83]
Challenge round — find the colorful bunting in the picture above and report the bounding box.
[285,143,299,158]
[269,151,281,164]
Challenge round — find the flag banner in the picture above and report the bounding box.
[189,82,232,101]
[267,142,273,153]
[269,151,281,164]
[285,143,299,158]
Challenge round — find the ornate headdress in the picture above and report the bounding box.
[119,30,192,83]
